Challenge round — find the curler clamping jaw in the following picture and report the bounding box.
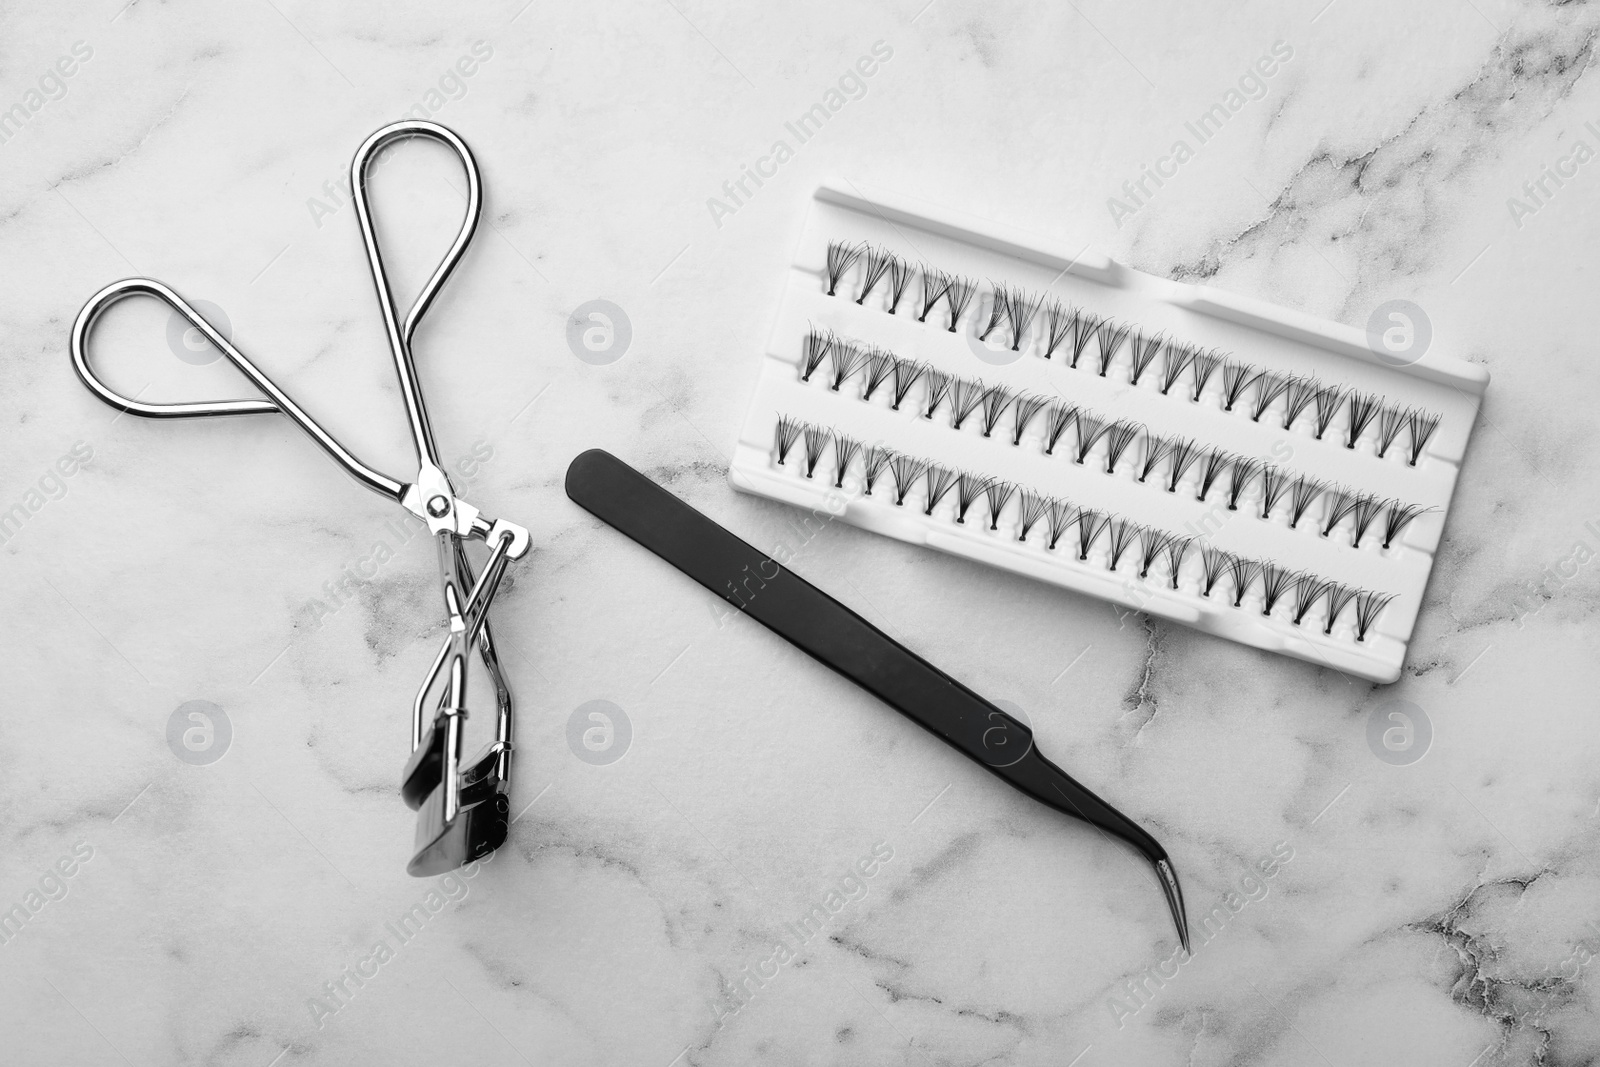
[408,785,509,877]
[402,531,518,873]
[404,719,512,874]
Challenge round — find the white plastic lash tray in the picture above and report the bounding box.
[731,184,1487,683]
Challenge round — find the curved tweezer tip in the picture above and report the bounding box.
[1155,857,1191,954]
[998,745,1190,952]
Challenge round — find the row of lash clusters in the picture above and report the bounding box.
[822,241,1442,464]
[799,331,1430,550]
[773,415,1396,641]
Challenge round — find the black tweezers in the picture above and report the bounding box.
[565,448,1189,951]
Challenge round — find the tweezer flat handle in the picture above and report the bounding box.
[563,449,1166,860]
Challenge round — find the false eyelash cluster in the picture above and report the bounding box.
[823,240,1444,465]
[772,414,1398,642]
[797,329,1432,550]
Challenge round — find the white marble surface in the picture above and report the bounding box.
[3,0,1599,1064]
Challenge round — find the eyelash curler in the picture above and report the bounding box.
[69,120,529,876]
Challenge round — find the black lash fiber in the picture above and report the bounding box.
[1250,371,1292,423]
[1221,360,1261,413]
[1127,331,1164,386]
[832,434,862,489]
[1043,401,1079,455]
[1166,438,1203,493]
[825,240,863,296]
[954,472,994,524]
[917,266,951,323]
[796,403,1370,570]
[1138,433,1175,484]
[1106,519,1142,571]
[1068,311,1099,369]
[885,255,913,314]
[1196,448,1232,502]
[1045,498,1078,551]
[1348,493,1384,548]
[1320,487,1362,538]
[1200,545,1230,597]
[890,358,926,411]
[1281,375,1319,430]
[1017,490,1052,543]
[1311,384,1345,440]
[1006,286,1041,352]
[945,276,977,332]
[1076,510,1110,561]
[1259,464,1293,520]
[1323,583,1360,635]
[824,242,1444,457]
[1011,393,1050,445]
[862,444,894,496]
[1164,535,1193,590]
[1189,349,1223,402]
[984,479,1016,531]
[950,376,987,430]
[861,346,897,401]
[800,328,833,382]
[979,385,1015,438]
[889,452,928,506]
[1157,342,1193,395]
[1139,529,1174,579]
[978,284,1010,343]
[1291,573,1330,626]
[783,219,1447,648]
[805,339,1434,533]
[922,368,953,419]
[1407,410,1440,466]
[1353,590,1396,642]
[1374,403,1409,458]
[1258,563,1296,617]
[1103,420,1143,475]
[1228,555,1264,609]
[1073,412,1111,465]
[802,424,831,479]
[1287,474,1324,529]
[775,415,804,465]
[828,340,869,392]
[1344,391,1382,449]
[922,463,960,515]
[1095,320,1130,376]
[1225,457,1261,511]
[1042,301,1075,360]
[856,245,896,305]
[1382,500,1428,549]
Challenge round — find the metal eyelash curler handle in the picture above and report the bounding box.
[69,120,528,876]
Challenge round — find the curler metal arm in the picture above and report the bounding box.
[68,120,530,877]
